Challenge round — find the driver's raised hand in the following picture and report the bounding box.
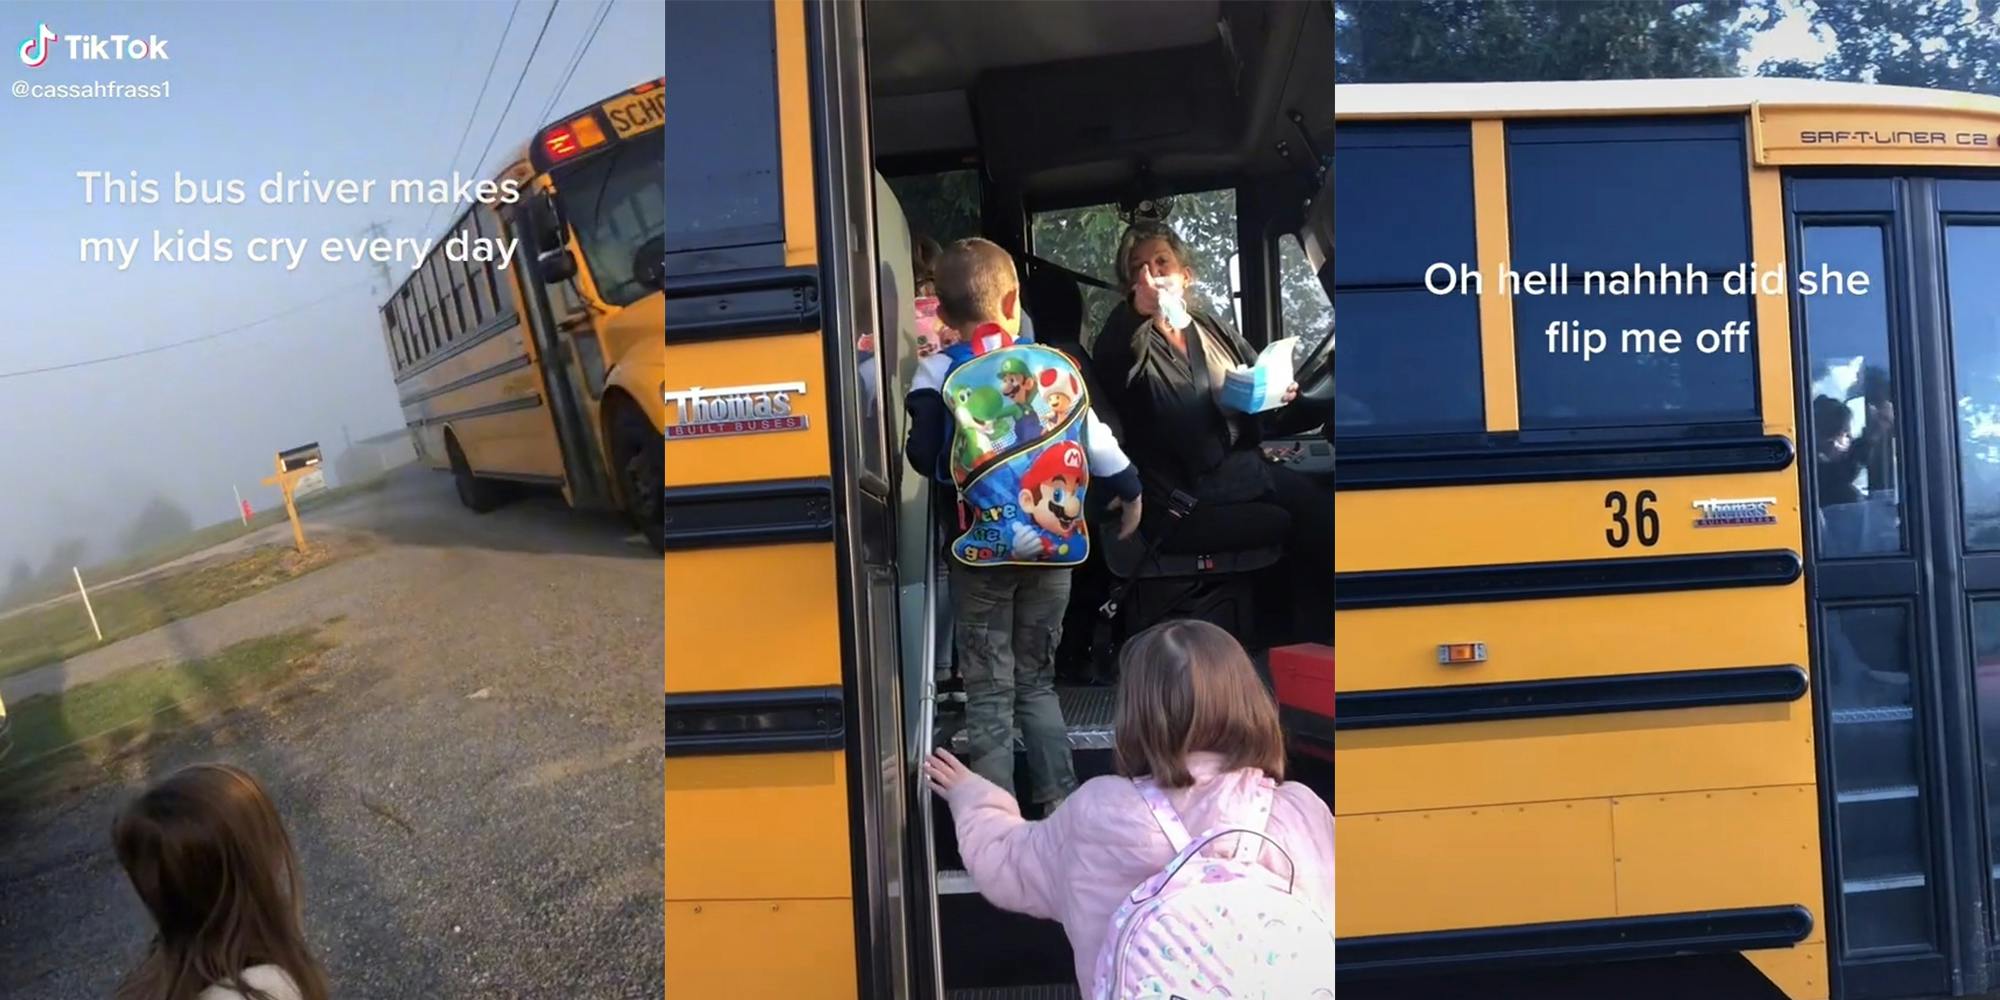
[1131,263,1163,317]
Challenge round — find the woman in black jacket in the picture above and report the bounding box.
[1089,221,1332,643]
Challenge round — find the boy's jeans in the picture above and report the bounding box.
[952,563,1077,807]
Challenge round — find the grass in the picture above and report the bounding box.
[0,473,392,613]
[0,627,334,796]
[0,538,358,682]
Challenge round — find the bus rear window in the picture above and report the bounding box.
[1507,117,1758,431]
[1331,123,1483,438]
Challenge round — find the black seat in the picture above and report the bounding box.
[1023,263,1085,350]
[1024,262,1125,442]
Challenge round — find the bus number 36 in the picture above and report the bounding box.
[1605,489,1660,548]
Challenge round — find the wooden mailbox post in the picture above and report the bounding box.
[260,443,324,554]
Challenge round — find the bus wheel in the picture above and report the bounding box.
[613,405,665,552]
[446,433,503,514]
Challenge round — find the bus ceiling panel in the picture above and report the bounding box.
[869,91,978,161]
[862,2,1315,199]
[972,40,1236,183]
[863,0,1221,99]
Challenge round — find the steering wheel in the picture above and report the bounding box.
[1292,324,1334,403]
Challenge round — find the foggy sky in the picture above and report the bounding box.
[0,0,664,572]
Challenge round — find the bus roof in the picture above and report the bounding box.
[1335,77,2000,121]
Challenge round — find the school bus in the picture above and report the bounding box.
[382,78,664,549]
[665,1,1333,996]
[1334,77,2000,1000]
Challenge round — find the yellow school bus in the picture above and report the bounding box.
[383,78,664,549]
[1335,78,2000,1000]
[666,1,1333,997]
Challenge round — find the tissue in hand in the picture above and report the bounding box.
[1220,336,1298,414]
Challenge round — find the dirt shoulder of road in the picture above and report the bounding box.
[0,533,372,683]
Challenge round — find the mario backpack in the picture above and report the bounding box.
[940,332,1094,567]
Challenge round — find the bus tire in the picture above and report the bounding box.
[446,433,504,514]
[611,403,665,553]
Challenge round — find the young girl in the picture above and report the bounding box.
[923,618,1335,994]
[112,763,330,1000]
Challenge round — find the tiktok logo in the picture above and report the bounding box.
[18,22,55,68]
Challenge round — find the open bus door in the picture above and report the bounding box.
[664,1,917,997]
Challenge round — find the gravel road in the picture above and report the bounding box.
[0,465,664,998]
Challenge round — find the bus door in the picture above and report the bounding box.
[664,1,911,997]
[1791,175,2000,1000]
[509,185,613,510]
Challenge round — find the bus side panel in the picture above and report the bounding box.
[662,333,833,487]
[396,323,564,480]
[666,898,857,1000]
[1747,944,1828,1000]
[664,754,853,899]
[1334,473,1802,572]
[1336,588,1803,692]
[1611,785,1821,929]
[1335,800,1618,936]
[1337,785,1822,945]
[1334,698,1814,813]
[665,545,842,692]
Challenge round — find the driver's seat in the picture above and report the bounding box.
[1085,481,1290,673]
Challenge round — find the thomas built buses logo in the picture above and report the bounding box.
[19,23,169,68]
[664,381,810,439]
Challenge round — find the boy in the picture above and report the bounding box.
[906,238,1143,810]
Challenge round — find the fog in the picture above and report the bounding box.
[0,1,664,580]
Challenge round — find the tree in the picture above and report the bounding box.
[40,538,87,582]
[1030,191,1248,350]
[886,171,982,252]
[119,496,197,556]
[1755,0,2000,95]
[4,559,30,602]
[1335,1,1765,84]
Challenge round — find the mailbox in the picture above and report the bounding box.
[278,443,328,499]
[278,443,323,473]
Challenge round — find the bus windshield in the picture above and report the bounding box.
[555,137,665,307]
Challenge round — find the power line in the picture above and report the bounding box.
[537,1,614,125]
[422,0,525,236]
[0,284,368,381]
[467,0,564,183]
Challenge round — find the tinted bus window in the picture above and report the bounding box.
[1331,122,1483,438]
[666,0,784,256]
[1508,117,1758,431]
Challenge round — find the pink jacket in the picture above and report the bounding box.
[945,752,1335,992]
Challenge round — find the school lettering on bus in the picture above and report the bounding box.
[663,381,809,439]
[602,87,665,139]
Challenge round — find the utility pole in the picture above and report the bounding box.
[357,220,394,295]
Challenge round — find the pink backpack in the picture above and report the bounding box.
[1090,777,1334,999]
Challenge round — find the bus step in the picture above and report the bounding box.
[940,686,1117,753]
[937,868,978,895]
[946,986,1080,999]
